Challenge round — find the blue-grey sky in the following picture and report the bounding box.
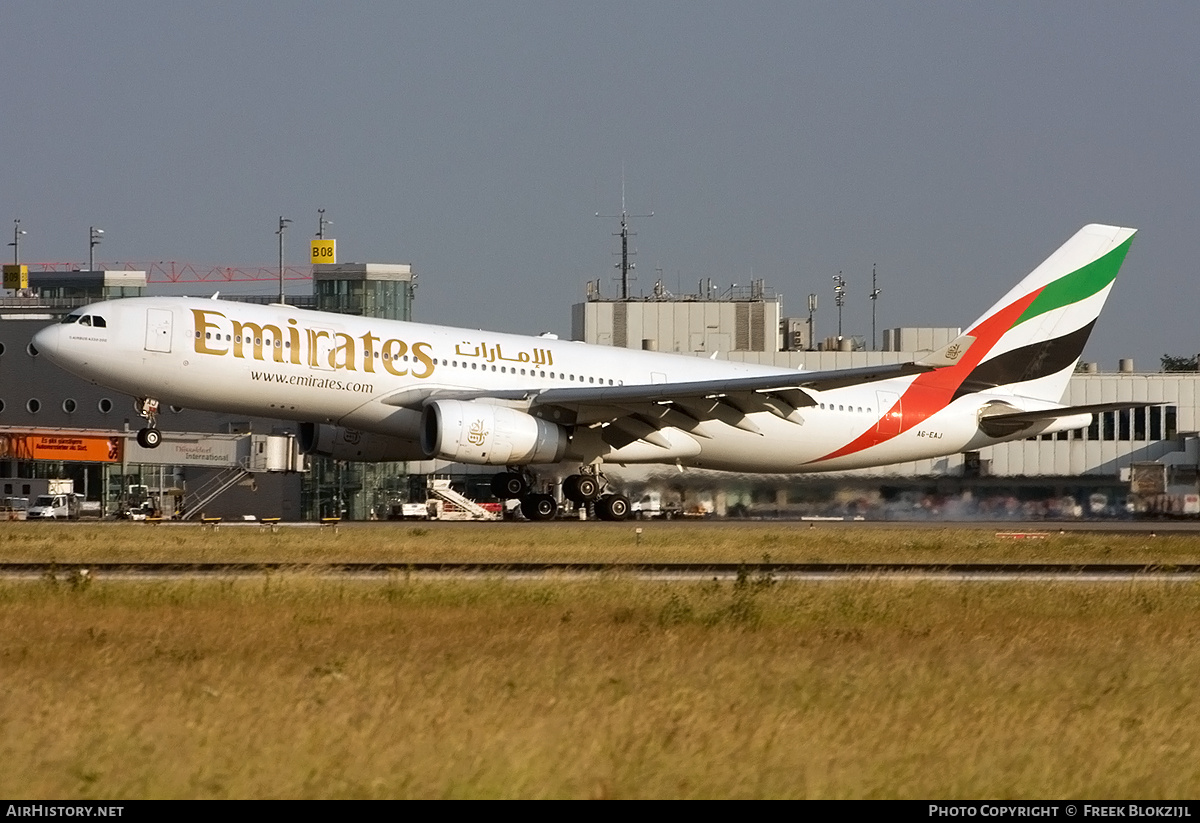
[4,2,1198,370]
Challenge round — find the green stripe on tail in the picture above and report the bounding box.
[1014,236,1134,327]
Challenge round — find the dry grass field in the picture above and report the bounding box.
[3,523,1200,798]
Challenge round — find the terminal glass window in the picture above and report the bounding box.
[316,278,414,321]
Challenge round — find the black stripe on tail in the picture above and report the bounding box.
[952,321,1095,401]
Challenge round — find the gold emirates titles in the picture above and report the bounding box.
[190,309,436,378]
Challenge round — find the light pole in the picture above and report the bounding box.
[9,219,26,264]
[277,216,292,304]
[316,208,331,239]
[89,227,104,271]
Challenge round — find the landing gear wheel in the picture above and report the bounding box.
[137,427,162,449]
[491,472,530,500]
[562,475,581,503]
[595,493,630,522]
[563,474,602,505]
[520,493,558,522]
[576,475,600,501]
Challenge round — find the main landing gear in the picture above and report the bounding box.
[562,468,630,521]
[135,397,162,449]
[490,466,631,522]
[490,471,558,522]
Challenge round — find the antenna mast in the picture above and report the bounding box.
[832,271,847,338]
[596,171,653,300]
[807,293,817,351]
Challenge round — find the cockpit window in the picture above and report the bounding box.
[59,313,106,328]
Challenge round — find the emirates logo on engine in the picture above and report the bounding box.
[467,419,489,447]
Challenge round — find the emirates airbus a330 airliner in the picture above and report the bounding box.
[32,224,1136,521]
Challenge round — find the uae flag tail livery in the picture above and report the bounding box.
[815,224,1137,466]
[956,223,1136,403]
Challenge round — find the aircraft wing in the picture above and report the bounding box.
[377,337,970,447]
[532,360,932,406]
[380,360,940,410]
[522,361,940,442]
[378,358,951,450]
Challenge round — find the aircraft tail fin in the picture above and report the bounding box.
[953,224,1136,402]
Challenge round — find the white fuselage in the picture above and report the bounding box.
[32,296,1068,473]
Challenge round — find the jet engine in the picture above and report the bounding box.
[298,423,426,462]
[420,400,567,465]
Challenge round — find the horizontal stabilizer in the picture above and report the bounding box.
[982,401,1146,426]
[977,401,1146,438]
[915,335,975,368]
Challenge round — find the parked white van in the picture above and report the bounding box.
[26,493,81,520]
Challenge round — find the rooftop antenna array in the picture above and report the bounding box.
[807,293,818,351]
[596,169,652,300]
[832,271,847,338]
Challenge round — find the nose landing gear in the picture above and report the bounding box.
[134,397,162,449]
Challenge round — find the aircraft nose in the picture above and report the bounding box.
[31,324,60,359]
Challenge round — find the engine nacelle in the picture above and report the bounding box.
[299,423,426,462]
[421,400,568,465]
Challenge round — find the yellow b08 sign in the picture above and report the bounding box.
[3,264,28,289]
[310,239,337,264]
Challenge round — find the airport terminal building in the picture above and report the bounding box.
[2,266,1197,520]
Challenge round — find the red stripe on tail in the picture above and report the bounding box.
[811,287,1041,463]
